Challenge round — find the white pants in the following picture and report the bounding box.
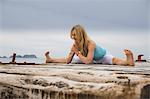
[71,51,114,65]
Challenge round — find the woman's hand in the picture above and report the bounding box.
[71,44,79,55]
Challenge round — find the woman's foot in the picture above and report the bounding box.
[45,51,53,63]
[124,49,135,66]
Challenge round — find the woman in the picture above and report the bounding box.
[45,25,134,66]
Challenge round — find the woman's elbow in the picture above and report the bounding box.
[84,59,93,64]
[66,58,72,64]
[66,60,71,64]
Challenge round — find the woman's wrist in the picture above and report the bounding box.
[70,51,75,55]
[77,51,81,56]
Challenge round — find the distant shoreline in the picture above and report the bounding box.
[0,57,37,58]
[0,54,37,58]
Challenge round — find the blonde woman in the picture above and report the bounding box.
[45,25,134,66]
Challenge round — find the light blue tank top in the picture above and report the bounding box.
[93,45,106,60]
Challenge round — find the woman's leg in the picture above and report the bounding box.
[45,51,67,63]
[112,49,134,66]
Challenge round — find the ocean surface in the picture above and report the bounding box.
[1,57,150,64]
[0,58,45,64]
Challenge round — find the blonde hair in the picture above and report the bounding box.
[70,25,89,57]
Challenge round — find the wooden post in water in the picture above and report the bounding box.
[135,54,147,62]
[11,53,16,63]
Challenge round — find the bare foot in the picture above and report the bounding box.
[124,49,135,66]
[45,51,53,63]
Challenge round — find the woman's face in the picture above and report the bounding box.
[71,30,80,44]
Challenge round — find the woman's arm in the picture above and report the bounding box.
[66,50,75,64]
[65,44,76,64]
[72,42,96,64]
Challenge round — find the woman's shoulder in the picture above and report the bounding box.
[88,40,96,48]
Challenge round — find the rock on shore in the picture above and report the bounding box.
[0,62,150,99]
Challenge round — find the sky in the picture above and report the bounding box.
[1,0,148,30]
[0,0,149,60]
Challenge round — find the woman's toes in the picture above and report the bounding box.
[124,49,133,55]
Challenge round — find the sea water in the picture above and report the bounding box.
[0,58,45,64]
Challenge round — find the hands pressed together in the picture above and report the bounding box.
[71,44,81,56]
